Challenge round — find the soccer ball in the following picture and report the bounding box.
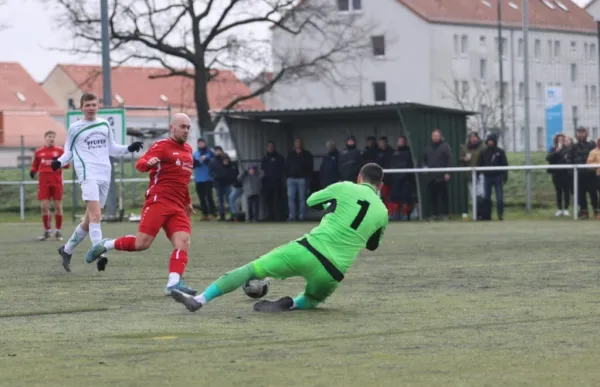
[242,278,270,299]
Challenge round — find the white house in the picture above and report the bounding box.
[269,0,600,151]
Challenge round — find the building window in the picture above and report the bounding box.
[494,37,507,57]
[373,82,386,102]
[536,82,543,102]
[480,36,486,46]
[479,58,487,79]
[337,0,361,11]
[462,81,469,98]
[461,35,468,54]
[534,39,541,58]
[591,43,597,60]
[571,63,578,83]
[571,41,576,51]
[453,34,460,55]
[592,85,597,105]
[547,40,553,58]
[572,105,579,124]
[520,127,525,149]
[585,42,589,58]
[554,40,561,57]
[537,126,545,151]
[518,38,524,57]
[518,82,524,101]
[371,35,385,57]
[585,85,590,106]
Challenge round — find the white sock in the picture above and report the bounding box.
[64,224,88,254]
[103,239,116,250]
[194,294,207,304]
[167,272,180,287]
[89,223,103,246]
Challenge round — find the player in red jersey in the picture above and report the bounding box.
[86,113,197,295]
[30,130,69,241]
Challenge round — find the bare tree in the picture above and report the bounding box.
[45,0,373,131]
[441,79,514,146]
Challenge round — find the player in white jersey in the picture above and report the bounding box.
[51,93,144,272]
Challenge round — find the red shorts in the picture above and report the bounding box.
[38,184,63,201]
[138,200,191,239]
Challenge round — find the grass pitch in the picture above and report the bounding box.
[1,220,600,387]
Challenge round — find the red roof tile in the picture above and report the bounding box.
[397,0,596,33]
[0,111,66,148]
[0,62,63,115]
[57,64,265,115]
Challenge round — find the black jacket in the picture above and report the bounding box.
[320,149,340,188]
[209,156,229,186]
[568,141,595,172]
[261,151,285,185]
[376,146,393,184]
[546,145,569,175]
[390,146,414,182]
[362,145,379,164]
[478,145,509,181]
[423,140,452,182]
[339,146,362,182]
[286,149,313,179]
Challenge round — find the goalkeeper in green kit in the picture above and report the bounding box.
[171,163,389,312]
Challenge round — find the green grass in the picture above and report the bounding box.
[1,220,600,386]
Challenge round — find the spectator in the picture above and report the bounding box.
[389,136,414,220]
[376,136,393,213]
[209,147,231,221]
[229,160,244,216]
[547,134,570,217]
[224,157,240,220]
[239,165,262,222]
[568,127,597,219]
[320,140,340,188]
[564,135,574,196]
[459,132,486,217]
[261,141,286,221]
[586,137,600,220]
[478,133,509,221]
[362,136,379,164]
[286,137,314,221]
[193,138,217,220]
[339,136,362,182]
[423,129,452,220]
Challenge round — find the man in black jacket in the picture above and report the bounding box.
[261,141,285,221]
[319,140,340,188]
[286,138,314,221]
[339,136,362,182]
[389,136,414,220]
[423,129,453,219]
[568,127,597,219]
[363,136,379,164]
[478,134,509,220]
[208,147,230,220]
[376,136,393,212]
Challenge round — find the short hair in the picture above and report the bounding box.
[360,163,384,185]
[197,138,206,143]
[80,93,98,107]
[379,136,388,142]
[577,126,588,133]
[44,130,56,137]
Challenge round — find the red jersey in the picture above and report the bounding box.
[136,138,193,208]
[31,146,69,186]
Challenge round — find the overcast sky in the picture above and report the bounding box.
[0,0,592,81]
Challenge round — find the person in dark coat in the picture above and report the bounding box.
[546,133,570,217]
[339,136,362,182]
[192,138,217,220]
[286,137,313,221]
[567,127,597,219]
[423,129,453,219]
[389,136,414,220]
[477,133,509,221]
[260,141,286,221]
[362,136,379,164]
[376,136,393,214]
[209,147,232,220]
[319,140,340,188]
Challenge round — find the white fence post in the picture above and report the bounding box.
[573,166,579,220]
[471,168,477,221]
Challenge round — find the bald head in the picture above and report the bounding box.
[170,113,191,144]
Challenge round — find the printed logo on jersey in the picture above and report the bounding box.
[83,132,108,150]
[176,159,181,166]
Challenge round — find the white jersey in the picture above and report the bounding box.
[58,118,129,182]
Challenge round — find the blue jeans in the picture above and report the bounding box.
[484,175,504,218]
[215,185,231,217]
[229,187,243,214]
[287,178,307,220]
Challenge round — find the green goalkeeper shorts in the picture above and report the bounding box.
[252,241,339,303]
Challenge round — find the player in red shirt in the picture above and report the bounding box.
[30,130,69,241]
[86,113,197,295]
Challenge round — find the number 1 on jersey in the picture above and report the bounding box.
[350,200,370,230]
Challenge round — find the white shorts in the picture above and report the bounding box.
[80,179,110,208]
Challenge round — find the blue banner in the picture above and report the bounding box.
[545,87,563,150]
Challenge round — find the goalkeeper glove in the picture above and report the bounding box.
[50,158,61,171]
[29,170,36,179]
[128,141,144,153]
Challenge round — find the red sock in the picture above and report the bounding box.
[168,249,188,275]
[114,235,137,251]
[55,214,63,230]
[42,214,51,230]
[386,201,395,216]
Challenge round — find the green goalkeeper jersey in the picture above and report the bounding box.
[302,182,388,273]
